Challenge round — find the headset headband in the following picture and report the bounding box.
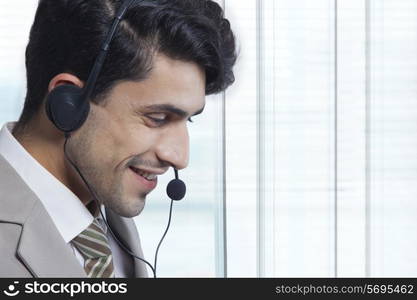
[82,0,137,102]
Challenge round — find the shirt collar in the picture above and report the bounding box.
[0,122,98,243]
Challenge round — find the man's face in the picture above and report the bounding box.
[68,54,206,217]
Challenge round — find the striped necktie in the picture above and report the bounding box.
[71,218,115,278]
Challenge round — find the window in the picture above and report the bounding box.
[224,0,417,277]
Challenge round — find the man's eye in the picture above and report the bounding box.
[147,113,168,124]
[146,113,194,126]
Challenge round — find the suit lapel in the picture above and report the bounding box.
[0,154,86,277]
[105,208,148,278]
[16,201,86,277]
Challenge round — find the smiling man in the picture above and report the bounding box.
[0,0,236,278]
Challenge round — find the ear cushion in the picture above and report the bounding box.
[45,85,90,133]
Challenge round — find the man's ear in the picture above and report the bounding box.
[48,73,84,93]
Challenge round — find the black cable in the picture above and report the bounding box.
[154,198,174,274]
[63,133,174,278]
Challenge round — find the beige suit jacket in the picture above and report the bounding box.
[0,154,148,278]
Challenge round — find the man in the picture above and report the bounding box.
[0,0,236,278]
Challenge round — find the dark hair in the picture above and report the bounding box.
[16,0,237,129]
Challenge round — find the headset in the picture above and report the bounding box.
[45,0,187,277]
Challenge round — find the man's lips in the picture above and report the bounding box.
[129,166,158,190]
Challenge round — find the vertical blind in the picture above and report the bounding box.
[224,0,417,277]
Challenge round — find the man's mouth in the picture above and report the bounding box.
[129,166,158,181]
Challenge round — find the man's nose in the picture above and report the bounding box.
[155,123,189,170]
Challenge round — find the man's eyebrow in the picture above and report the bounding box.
[144,104,205,118]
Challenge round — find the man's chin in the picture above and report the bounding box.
[107,198,146,218]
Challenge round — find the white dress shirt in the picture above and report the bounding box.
[0,122,132,277]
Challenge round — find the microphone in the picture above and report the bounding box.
[166,168,186,201]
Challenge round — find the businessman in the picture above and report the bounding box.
[0,0,236,278]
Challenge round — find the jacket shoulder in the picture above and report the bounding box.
[0,154,38,223]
